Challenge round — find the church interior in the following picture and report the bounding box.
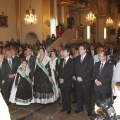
[0,0,120,45]
[0,0,120,120]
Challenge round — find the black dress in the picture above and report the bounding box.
[15,72,32,105]
[33,63,54,104]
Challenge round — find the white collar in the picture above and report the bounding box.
[64,56,69,62]
[101,61,106,66]
[81,53,86,59]
[27,55,31,58]
[7,58,12,60]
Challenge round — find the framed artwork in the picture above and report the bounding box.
[0,15,8,27]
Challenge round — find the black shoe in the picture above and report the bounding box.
[7,102,10,106]
[74,109,83,113]
[67,110,71,114]
[88,112,92,116]
[72,100,77,104]
[60,108,66,112]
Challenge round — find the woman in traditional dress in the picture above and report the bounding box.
[112,53,120,89]
[9,60,33,105]
[49,49,60,101]
[33,48,54,104]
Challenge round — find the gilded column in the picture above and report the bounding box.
[42,0,50,40]
[15,0,21,41]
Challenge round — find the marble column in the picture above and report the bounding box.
[42,0,50,40]
[15,0,21,41]
[50,0,58,36]
[79,10,88,41]
[96,15,106,44]
[60,6,69,29]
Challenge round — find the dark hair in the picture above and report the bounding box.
[26,48,32,51]
[22,60,28,64]
[90,44,95,47]
[63,47,71,53]
[50,49,58,57]
[101,51,108,57]
[39,48,45,53]
[79,44,88,50]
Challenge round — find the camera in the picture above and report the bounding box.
[99,99,116,119]
[89,98,120,120]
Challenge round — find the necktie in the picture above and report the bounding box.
[99,63,103,75]
[81,55,84,63]
[9,59,12,68]
[26,56,29,62]
[63,59,66,68]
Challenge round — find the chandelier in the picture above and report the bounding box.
[86,12,96,25]
[106,17,113,27]
[24,0,37,25]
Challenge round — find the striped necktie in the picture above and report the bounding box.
[99,63,103,75]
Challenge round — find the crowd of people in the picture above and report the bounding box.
[0,38,120,118]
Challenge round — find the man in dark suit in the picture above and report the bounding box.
[72,49,79,103]
[9,38,17,48]
[88,44,97,57]
[2,50,18,104]
[58,47,74,114]
[92,51,113,101]
[67,14,74,28]
[0,54,4,92]
[24,48,36,78]
[74,44,94,116]
[11,49,21,68]
[107,44,118,56]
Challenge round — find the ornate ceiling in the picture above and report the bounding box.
[58,0,88,9]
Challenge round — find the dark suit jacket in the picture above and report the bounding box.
[13,56,21,70]
[92,61,113,93]
[107,49,118,55]
[58,57,74,88]
[88,50,97,56]
[0,70,2,89]
[74,54,94,86]
[2,58,18,80]
[1,58,18,101]
[24,55,36,78]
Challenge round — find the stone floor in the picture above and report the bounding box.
[9,101,90,120]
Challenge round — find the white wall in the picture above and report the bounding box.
[0,0,17,43]
[20,0,43,43]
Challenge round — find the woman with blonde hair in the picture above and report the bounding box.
[112,82,120,115]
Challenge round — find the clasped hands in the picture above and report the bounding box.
[77,77,83,82]
[8,74,15,78]
[59,78,64,84]
[95,79,102,86]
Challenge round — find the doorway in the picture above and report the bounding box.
[25,32,38,44]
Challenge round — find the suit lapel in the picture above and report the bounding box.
[100,62,108,74]
[80,54,88,64]
[29,55,33,62]
[97,62,101,75]
[63,57,70,68]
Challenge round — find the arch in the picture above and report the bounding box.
[25,32,38,44]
